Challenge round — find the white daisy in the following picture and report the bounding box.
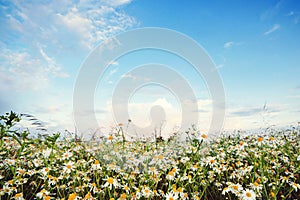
[103,177,119,190]
[241,189,256,200]
[165,192,178,200]
[63,161,75,174]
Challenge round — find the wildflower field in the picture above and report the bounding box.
[1,112,300,200]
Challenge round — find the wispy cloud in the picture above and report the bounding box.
[289,85,300,92]
[102,0,133,7]
[108,61,119,66]
[286,11,300,24]
[223,41,243,49]
[2,1,136,50]
[121,73,137,80]
[0,49,49,91]
[0,0,137,92]
[286,95,300,99]
[264,24,280,35]
[260,0,283,21]
[224,41,235,49]
[287,11,295,16]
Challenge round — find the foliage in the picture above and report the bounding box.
[0,111,300,199]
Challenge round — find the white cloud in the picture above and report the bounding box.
[0,47,69,91]
[287,11,295,16]
[108,61,119,66]
[0,1,137,135]
[121,73,137,80]
[0,1,136,90]
[101,0,132,7]
[39,47,69,78]
[286,11,300,24]
[223,103,289,130]
[260,1,283,21]
[0,49,47,91]
[224,41,235,49]
[286,95,300,99]
[264,24,280,35]
[105,67,119,82]
[109,68,118,76]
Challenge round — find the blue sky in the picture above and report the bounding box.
[1,0,300,136]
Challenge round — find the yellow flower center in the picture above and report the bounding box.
[270,191,275,197]
[68,193,77,200]
[15,193,22,197]
[120,193,126,199]
[168,171,174,176]
[84,192,91,199]
[107,177,114,184]
[233,185,239,190]
[246,192,252,197]
[150,167,155,172]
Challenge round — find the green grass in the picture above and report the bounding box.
[0,112,300,199]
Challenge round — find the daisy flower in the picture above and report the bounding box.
[103,177,119,190]
[91,160,102,171]
[36,189,50,199]
[291,182,300,192]
[166,171,175,180]
[250,181,262,191]
[205,156,217,167]
[122,184,130,194]
[190,164,198,171]
[68,192,78,200]
[83,192,94,200]
[180,157,190,164]
[256,137,264,145]
[13,193,25,200]
[241,189,256,200]
[62,151,72,160]
[229,183,243,195]
[40,167,51,176]
[199,133,208,141]
[141,186,152,198]
[63,161,75,174]
[5,159,16,166]
[107,135,114,141]
[222,187,230,195]
[148,166,158,175]
[165,192,178,200]
[119,193,127,200]
[42,148,52,158]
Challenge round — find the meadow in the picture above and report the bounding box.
[0,112,300,200]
